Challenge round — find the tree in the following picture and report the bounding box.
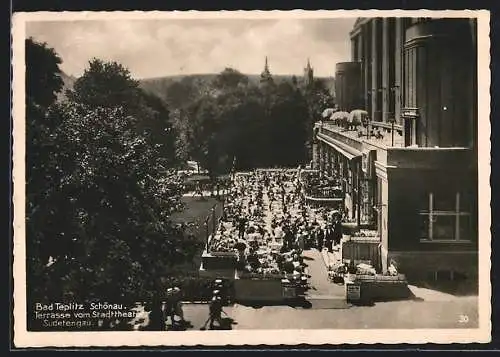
[138,91,178,168]
[303,78,335,160]
[26,45,190,313]
[212,68,249,90]
[177,68,313,172]
[68,59,141,113]
[186,96,222,178]
[68,58,178,166]
[25,38,64,109]
[36,103,186,302]
[25,39,66,304]
[304,78,335,121]
[267,81,309,166]
[164,78,199,109]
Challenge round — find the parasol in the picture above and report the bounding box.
[330,111,350,123]
[348,109,369,125]
[322,107,337,119]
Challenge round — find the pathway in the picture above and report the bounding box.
[258,175,348,308]
[302,249,349,308]
[303,249,343,297]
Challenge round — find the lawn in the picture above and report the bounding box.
[170,195,224,273]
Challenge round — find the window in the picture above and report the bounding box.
[419,192,471,242]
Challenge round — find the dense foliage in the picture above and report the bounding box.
[166,67,335,176]
[25,39,334,305]
[26,39,197,303]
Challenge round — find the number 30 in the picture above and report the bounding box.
[459,315,469,323]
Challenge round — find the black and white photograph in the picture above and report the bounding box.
[12,10,491,347]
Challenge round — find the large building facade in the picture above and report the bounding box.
[313,17,478,283]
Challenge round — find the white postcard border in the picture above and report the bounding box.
[12,9,492,347]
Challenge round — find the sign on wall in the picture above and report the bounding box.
[401,107,420,119]
[346,282,361,301]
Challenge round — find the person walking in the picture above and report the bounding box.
[333,216,343,247]
[316,227,324,251]
[195,182,204,199]
[237,215,247,240]
[164,288,175,327]
[173,287,186,325]
[324,225,334,253]
[146,294,166,331]
[201,290,224,330]
[296,230,305,252]
[284,226,294,251]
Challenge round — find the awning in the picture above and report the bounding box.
[317,133,362,161]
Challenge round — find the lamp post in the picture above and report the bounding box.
[357,173,362,228]
[211,206,216,236]
[391,121,395,146]
[205,220,209,253]
[389,117,395,146]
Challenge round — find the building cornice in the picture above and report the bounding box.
[317,132,362,160]
[350,18,371,38]
[374,160,396,182]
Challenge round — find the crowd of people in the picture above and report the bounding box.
[302,171,343,199]
[142,168,350,331]
[209,169,346,275]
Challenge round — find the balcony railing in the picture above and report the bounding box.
[305,186,344,199]
[319,120,404,149]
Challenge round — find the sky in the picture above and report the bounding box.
[26,17,356,79]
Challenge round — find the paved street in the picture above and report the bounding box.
[179,296,478,330]
[167,172,480,331]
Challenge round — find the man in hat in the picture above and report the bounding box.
[324,224,334,253]
[195,182,204,199]
[333,215,343,247]
[237,215,247,240]
[165,286,186,326]
[172,287,186,326]
[202,290,223,330]
[296,230,305,252]
[316,226,324,251]
[147,294,166,331]
[164,288,175,326]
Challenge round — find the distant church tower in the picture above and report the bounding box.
[303,58,314,86]
[260,56,273,84]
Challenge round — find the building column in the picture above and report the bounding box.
[363,24,370,111]
[394,18,403,124]
[318,142,322,171]
[357,33,364,109]
[319,142,325,173]
[312,141,318,169]
[351,37,356,61]
[357,33,363,62]
[356,160,362,226]
[382,18,390,122]
[371,19,378,122]
[325,146,329,174]
[330,148,335,176]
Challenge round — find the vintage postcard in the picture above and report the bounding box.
[12,9,491,347]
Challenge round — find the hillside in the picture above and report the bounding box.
[56,71,335,103]
[139,74,335,102]
[56,71,77,101]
